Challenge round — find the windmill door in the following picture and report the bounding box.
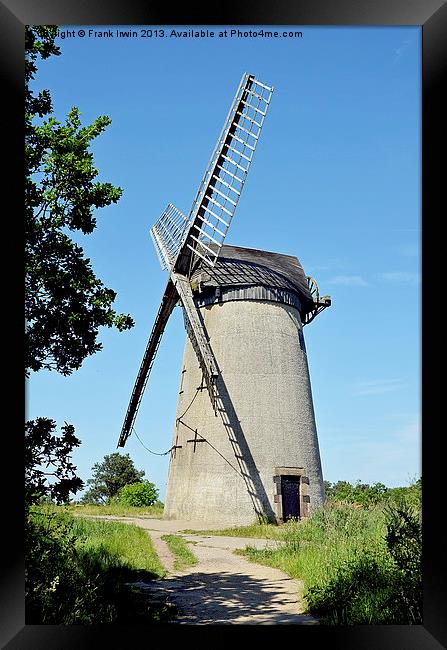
[281,475,300,521]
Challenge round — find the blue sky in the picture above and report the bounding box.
[27,25,421,498]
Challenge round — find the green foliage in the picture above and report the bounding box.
[383,502,422,623]
[25,507,172,624]
[304,502,422,624]
[239,483,422,625]
[25,417,84,505]
[183,521,284,539]
[81,452,145,504]
[161,535,198,571]
[325,479,388,506]
[386,477,422,509]
[25,25,133,377]
[240,502,386,598]
[323,479,332,495]
[325,478,422,512]
[69,501,164,517]
[119,481,159,507]
[26,508,79,623]
[25,26,60,119]
[305,551,398,624]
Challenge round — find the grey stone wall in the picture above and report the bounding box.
[163,299,325,526]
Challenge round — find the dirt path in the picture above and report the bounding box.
[94,516,319,625]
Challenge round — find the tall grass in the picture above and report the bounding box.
[239,497,421,624]
[241,502,387,588]
[69,501,164,518]
[71,516,167,578]
[26,506,173,624]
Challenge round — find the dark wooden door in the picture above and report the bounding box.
[281,475,300,521]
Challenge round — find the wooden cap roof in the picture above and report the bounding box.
[191,244,313,304]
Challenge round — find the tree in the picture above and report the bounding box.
[25,25,135,504]
[327,479,389,506]
[25,418,84,505]
[323,480,333,497]
[25,25,134,377]
[81,453,145,504]
[24,27,136,625]
[119,481,159,507]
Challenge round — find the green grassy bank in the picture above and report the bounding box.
[186,482,422,625]
[25,505,173,624]
[238,498,421,624]
[68,501,164,518]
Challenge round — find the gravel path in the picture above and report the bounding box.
[90,516,319,625]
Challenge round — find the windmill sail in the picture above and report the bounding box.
[150,203,189,271]
[173,73,273,276]
[117,279,179,447]
[118,73,273,447]
[172,272,219,412]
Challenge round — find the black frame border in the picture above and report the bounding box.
[1,0,445,647]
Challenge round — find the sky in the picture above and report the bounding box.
[27,25,421,499]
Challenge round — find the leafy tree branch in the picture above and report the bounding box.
[25,25,134,378]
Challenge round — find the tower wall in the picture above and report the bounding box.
[163,298,325,527]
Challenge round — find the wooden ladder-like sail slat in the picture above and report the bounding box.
[117,278,179,447]
[119,73,274,447]
[174,72,273,275]
[172,272,219,412]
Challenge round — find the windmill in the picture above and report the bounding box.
[118,73,331,526]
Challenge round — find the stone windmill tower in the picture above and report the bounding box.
[118,73,331,526]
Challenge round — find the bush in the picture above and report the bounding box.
[325,477,422,510]
[383,501,422,623]
[81,452,145,504]
[25,507,173,624]
[26,509,82,623]
[305,551,397,624]
[304,501,422,624]
[325,480,388,506]
[119,481,159,507]
[386,478,422,509]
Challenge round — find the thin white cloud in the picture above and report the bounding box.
[327,275,369,287]
[377,271,420,285]
[352,379,406,396]
[393,39,410,64]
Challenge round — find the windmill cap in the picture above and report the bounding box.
[190,244,315,315]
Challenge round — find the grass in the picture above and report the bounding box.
[72,516,167,578]
[234,499,421,624]
[238,503,387,587]
[26,505,174,624]
[161,534,199,571]
[181,520,283,539]
[69,501,164,518]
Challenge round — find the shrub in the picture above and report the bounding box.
[304,501,422,624]
[305,551,396,625]
[383,501,422,623]
[25,509,81,623]
[119,481,159,507]
[25,507,172,624]
[81,452,145,504]
[326,480,388,506]
[386,478,422,509]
